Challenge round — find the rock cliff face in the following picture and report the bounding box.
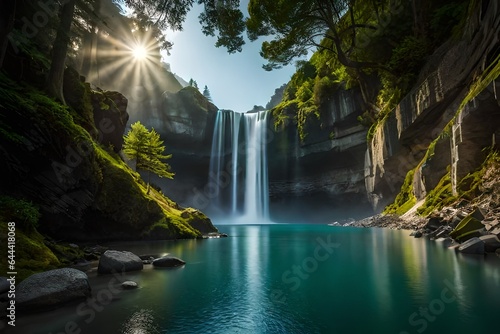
[146,83,373,221]
[0,70,216,241]
[365,0,500,212]
[134,1,499,223]
[268,87,373,222]
[136,86,218,208]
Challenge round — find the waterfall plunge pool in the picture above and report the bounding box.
[12,224,500,334]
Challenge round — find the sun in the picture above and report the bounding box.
[132,46,147,60]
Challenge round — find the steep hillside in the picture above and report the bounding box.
[260,0,499,222]
[0,68,216,280]
[370,0,500,215]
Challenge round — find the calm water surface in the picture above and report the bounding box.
[14,224,500,333]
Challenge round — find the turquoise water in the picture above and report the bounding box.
[13,224,500,333]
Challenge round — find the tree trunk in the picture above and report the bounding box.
[411,0,427,38]
[0,0,16,69]
[46,0,77,104]
[147,171,151,194]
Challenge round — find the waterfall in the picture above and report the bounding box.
[243,112,269,221]
[208,110,270,222]
[231,112,242,214]
[208,110,231,210]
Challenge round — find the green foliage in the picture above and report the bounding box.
[145,129,175,178]
[142,215,200,239]
[384,169,417,215]
[313,76,335,106]
[271,100,297,130]
[357,110,376,128]
[0,72,90,149]
[0,196,40,230]
[416,172,455,216]
[245,0,380,71]
[332,66,357,89]
[458,53,500,115]
[123,121,174,192]
[0,120,25,145]
[202,85,212,102]
[430,1,469,43]
[0,223,60,282]
[198,0,245,53]
[91,141,200,240]
[6,29,52,72]
[456,150,500,201]
[179,86,215,111]
[63,67,96,134]
[388,36,429,78]
[449,212,484,242]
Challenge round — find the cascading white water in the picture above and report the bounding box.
[208,110,230,210]
[243,112,269,221]
[231,112,242,214]
[208,110,270,222]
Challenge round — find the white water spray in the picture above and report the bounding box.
[208,110,270,222]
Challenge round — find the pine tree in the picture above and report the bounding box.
[123,121,174,193]
[203,85,212,101]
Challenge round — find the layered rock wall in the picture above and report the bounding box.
[268,87,372,222]
[365,0,500,212]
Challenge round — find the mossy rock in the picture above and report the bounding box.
[417,172,455,217]
[142,216,199,240]
[449,210,485,242]
[0,223,60,282]
[181,208,218,234]
[63,67,96,136]
[384,169,416,215]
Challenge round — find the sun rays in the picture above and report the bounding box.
[83,26,168,101]
[132,45,148,60]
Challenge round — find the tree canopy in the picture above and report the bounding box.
[203,85,212,101]
[122,0,245,53]
[123,121,174,193]
[206,0,395,72]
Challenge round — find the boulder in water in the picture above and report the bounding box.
[458,237,485,255]
[479,235,500,252]
[98,250,143,274]
[152,256,186,268]
[122,281,139,290]
[17,268,91,312]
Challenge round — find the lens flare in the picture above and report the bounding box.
[132,46,147,60]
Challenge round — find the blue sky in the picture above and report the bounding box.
[162,3,300,112]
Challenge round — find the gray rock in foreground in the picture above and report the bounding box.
[121,281,138,289]
[17,268,91,312]
[479,235,500,252]
[98,250,143,274]
[152,256,186,268]
[458,237,485,254]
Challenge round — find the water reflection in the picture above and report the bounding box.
[121,309,159,334]
[12,225,500,334]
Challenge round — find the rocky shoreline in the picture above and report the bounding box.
[0,231,229,325]
[334,204,500,256]
[2,208,500,324]
[0,251,189,327]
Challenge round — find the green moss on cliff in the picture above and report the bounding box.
[3,227,61,281]
[93,144,200,239]
[416,172,455,216]
[384,169,417,215]
[63,67,96,135]
[0,65,215,278]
